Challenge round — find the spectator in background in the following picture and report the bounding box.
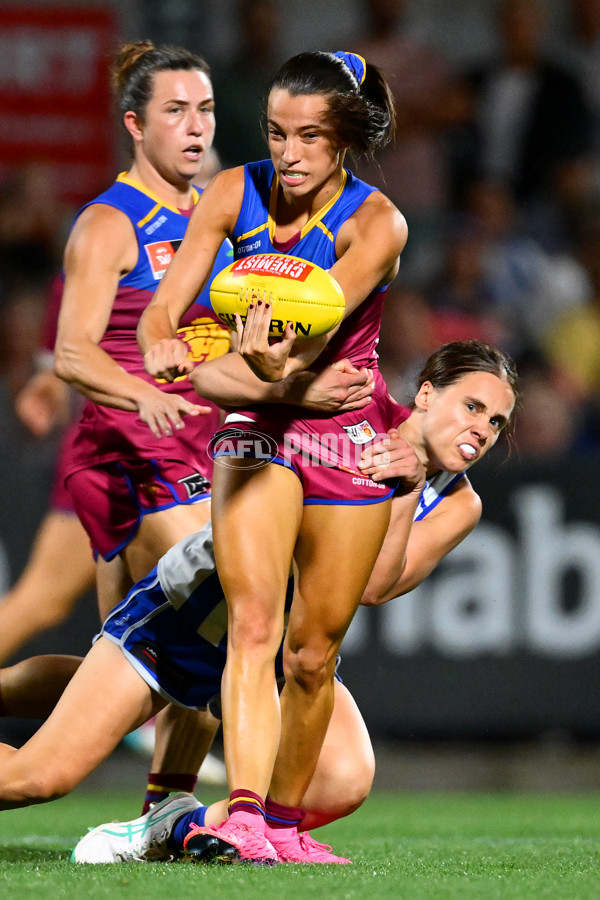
[212,0,285,167]
[0,162,73,398]
[425,219,513,354]
[559,0,600,198]
[462,177,588,353]
[376,282,435,404]
[448,0,595,251]
[543,207,600,406]
[0,161,68,294]
[561,0,600,139]
[511,349,581,458]
[351,0,462,281]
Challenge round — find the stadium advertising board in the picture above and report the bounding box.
[342,457,600,740]
[0,6,117,205]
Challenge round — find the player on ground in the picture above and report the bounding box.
[0,342,518,868]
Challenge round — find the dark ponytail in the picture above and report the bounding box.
[269,50,395,158]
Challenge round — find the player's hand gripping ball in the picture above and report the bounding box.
[209,254,345,340]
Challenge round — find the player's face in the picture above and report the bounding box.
[417,371,515,474]
[134,69,215,185]
[267,89,345,201]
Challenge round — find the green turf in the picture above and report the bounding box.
[0,790,599,899]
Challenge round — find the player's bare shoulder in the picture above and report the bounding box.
[357,190,407,244]
[64,203,138,277]
[448,475,483,528]
[196,165,245,227]
[337,189,407,279]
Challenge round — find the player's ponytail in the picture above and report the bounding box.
[269,50,395,158]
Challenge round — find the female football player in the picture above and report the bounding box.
[0,341,518,867]
[136,48,407,863]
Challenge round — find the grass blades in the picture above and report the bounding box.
[0,790,599,899]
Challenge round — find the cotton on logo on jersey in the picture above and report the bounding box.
[343,420,376,445]
[230,255,313,281]
[145,239,183,279]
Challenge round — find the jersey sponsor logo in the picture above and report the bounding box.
[342,419,376,445]
[352,476,388,490]
[216,311,313,337]
[178,472,210,498]
[237,239,262,255]
[145,238,183,279]
[230,254,313,281]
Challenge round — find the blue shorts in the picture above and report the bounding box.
[100,561,289,711]
[101,567,231,710]
[100,528,341,710]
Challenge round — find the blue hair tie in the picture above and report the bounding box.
[333,50,366,86]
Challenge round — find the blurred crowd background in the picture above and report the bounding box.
[2,0,600,764]
[4,0,600,457]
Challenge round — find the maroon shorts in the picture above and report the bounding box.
[66,458,211,560]
[212,371,408,505]
[49,425,78,513]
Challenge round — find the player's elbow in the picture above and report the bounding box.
[361,580,397,607]
[53,342,79,385]
[361,586,384,607]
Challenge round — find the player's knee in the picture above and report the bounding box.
[301,752,374,830]
[15,769,73,804]
[333,753,375,811]
[228,601,282,654]
[283,644,332,693]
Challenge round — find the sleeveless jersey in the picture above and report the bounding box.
[214,161,401,500]
[232,160,386,368]
[67,173,233,474]
[410,470,466,519]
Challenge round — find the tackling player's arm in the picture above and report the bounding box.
[190,352,374,412]
[361,478,482,606]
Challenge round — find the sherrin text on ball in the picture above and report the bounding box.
[209,253,345,339]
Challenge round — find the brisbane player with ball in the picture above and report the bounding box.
[138,50,407,864]
[210,253,346,339]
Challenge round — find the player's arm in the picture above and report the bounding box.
[361,478,482,605]
[190,351,374,412]
[54,205,210,437]
[235,194,408,382]
[331,192,407,317]
[15,370,71,438]
[138,167,244,382]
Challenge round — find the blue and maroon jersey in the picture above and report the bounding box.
[214,160,401,502]
[67,173,233,475]
[232,159,387,369]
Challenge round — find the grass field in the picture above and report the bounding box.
[1,789,600,899]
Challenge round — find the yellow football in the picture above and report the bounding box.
[209,253,345,340]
